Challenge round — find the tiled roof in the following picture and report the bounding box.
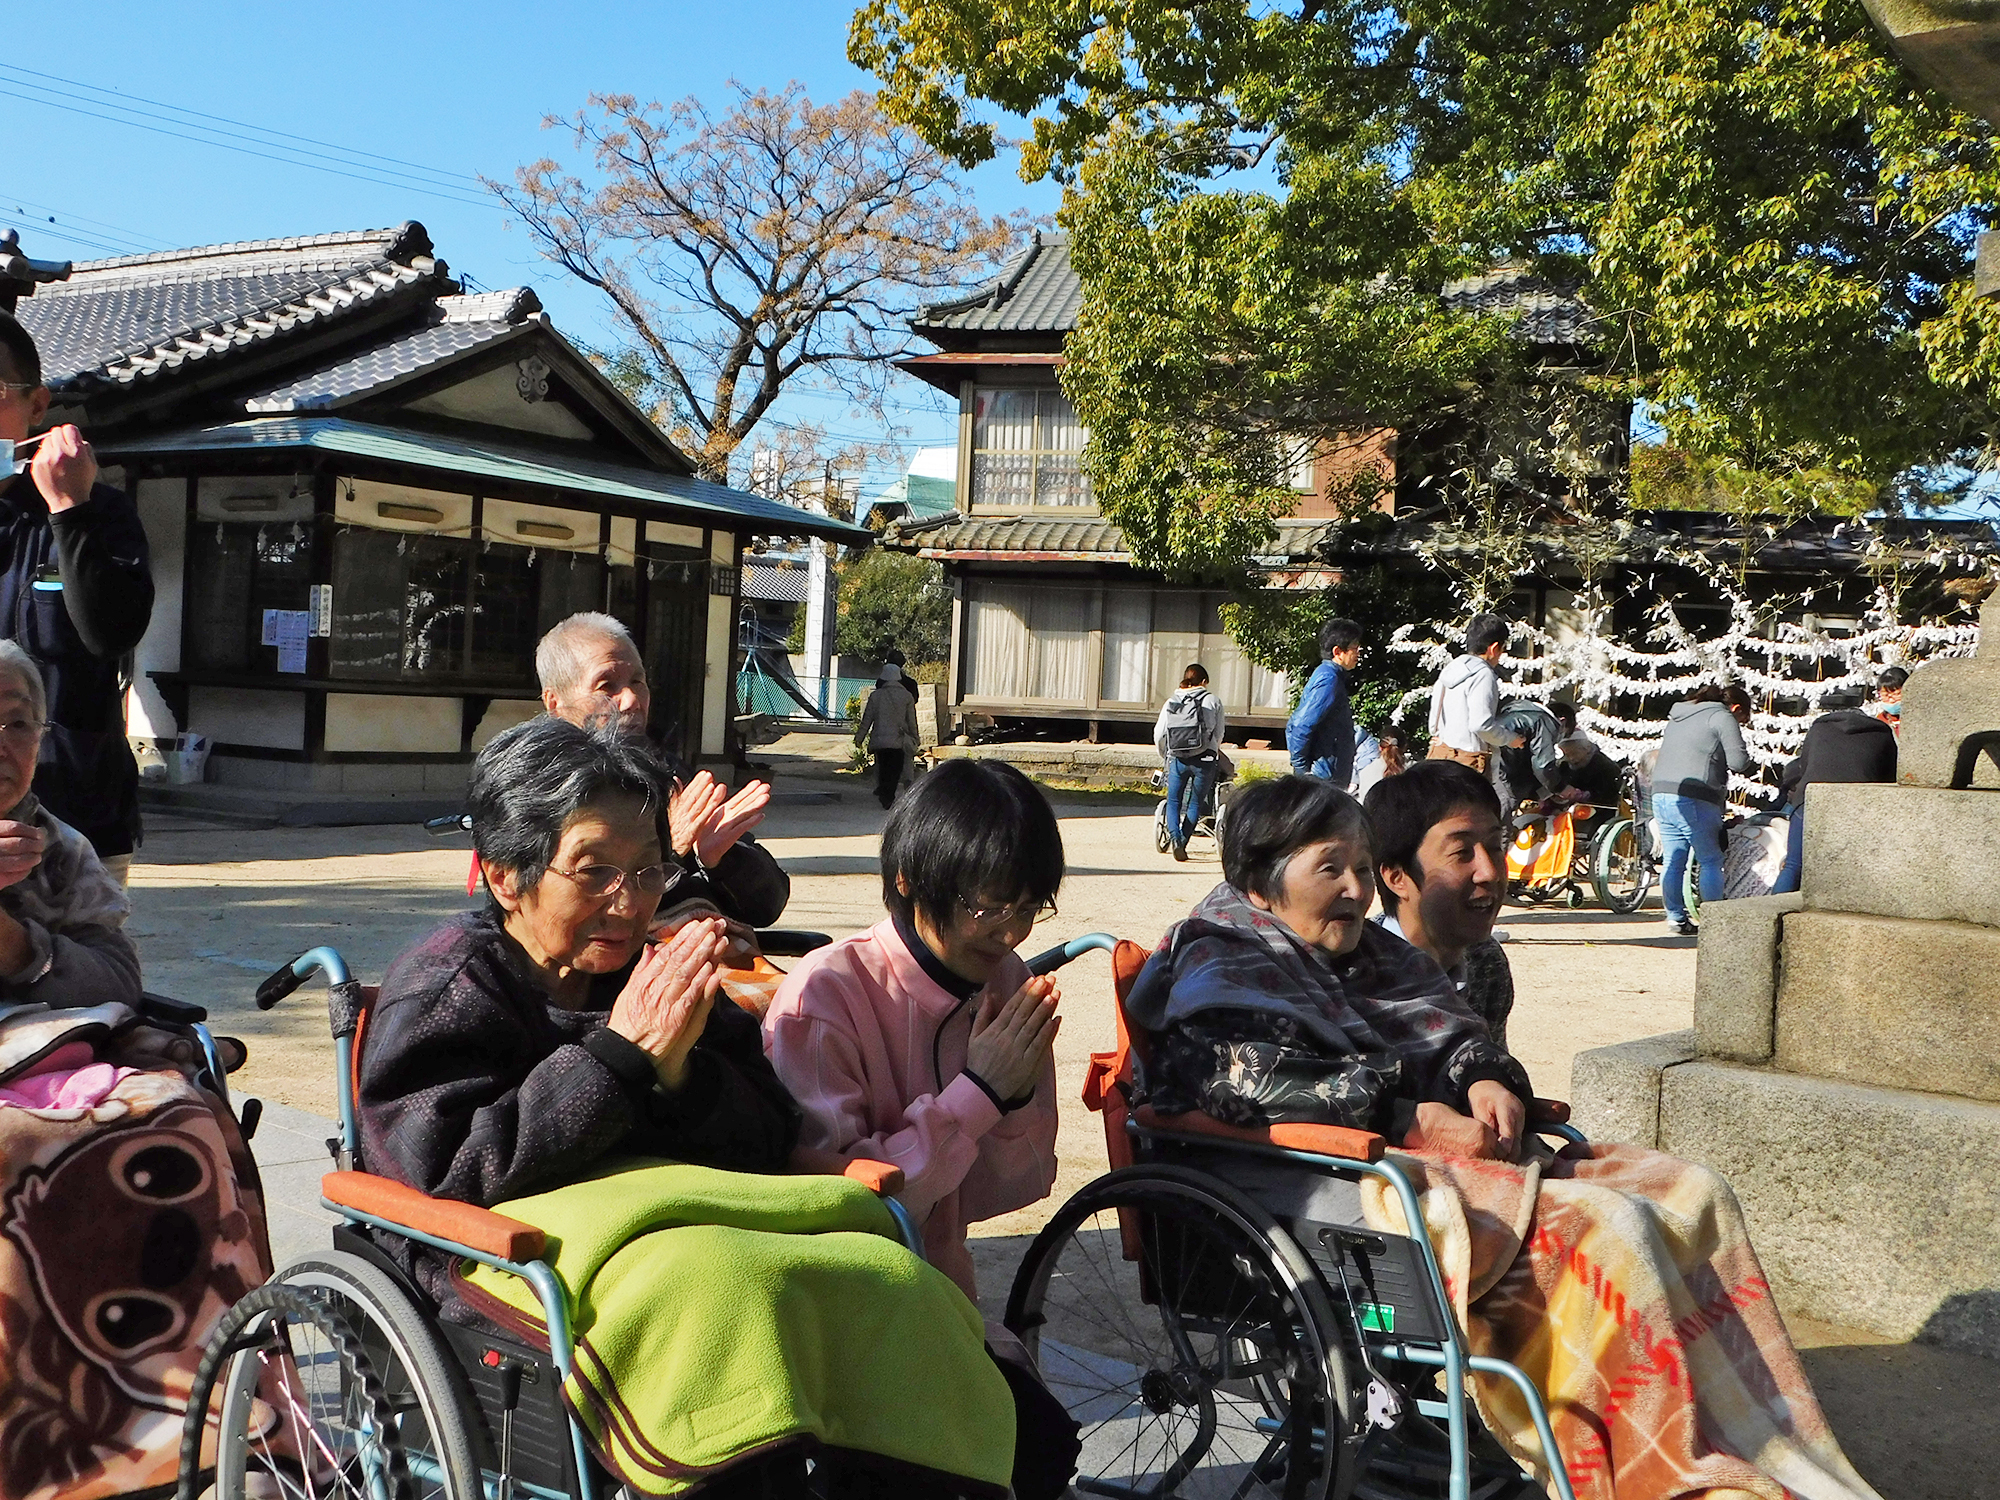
[744,564,812,602]
[17,223,447,397]
[885,511,1333,561]
[912,233,1081,336]
[1441,266,1595,347]
[242,289,540,412]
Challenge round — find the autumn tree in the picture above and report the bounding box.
[494,83,1025,483]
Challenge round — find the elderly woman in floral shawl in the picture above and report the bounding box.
[1127,776,1884,1500]
[1127,774,1533,1158]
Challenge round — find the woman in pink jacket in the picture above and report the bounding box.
[763,757,1075,1497]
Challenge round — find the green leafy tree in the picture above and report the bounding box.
[835,550,953,663]
[853,0,2000,623]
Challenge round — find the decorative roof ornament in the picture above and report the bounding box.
[516,354,552,404]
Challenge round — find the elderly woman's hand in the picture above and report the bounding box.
[0,820,46,891]
[1404,1101,1505,1160]
[609,917,727,1090]
[1466,1080,1526,1160]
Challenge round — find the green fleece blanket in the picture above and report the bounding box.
[457,1159,1014,1496]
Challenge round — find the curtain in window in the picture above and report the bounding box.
[1252,663,1293,711]
[1033,391,1092,508]
[972,390,1037,507]
[1028,588,1092,703]
[1100,588,1152,703]
[966,582,1030,699]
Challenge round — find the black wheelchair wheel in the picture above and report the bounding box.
[273,1253,486,1500]
[1005,1165,1353,1500]
[1590,819,1654,914]
[1155,800,1173,854]
[178,1282,413,1500]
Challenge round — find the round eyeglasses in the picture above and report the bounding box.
[551,862,673,901]
[958,895,1058,928]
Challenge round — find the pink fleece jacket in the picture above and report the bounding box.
[762,918,1058,1301]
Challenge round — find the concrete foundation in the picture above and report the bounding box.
[1693,892,1798,1063]
[1898,593,2000,789]
[1803,781,2000,929]
[1569,1029,1695,1146]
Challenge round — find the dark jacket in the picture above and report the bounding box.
[0,474,153,857]
[1652,698,1750,806]
[653,744,790,927]
[1779,710,1898,809]
[357,908,801,1316]
[1287,660,1354,782]
[1558,745,1625,811]
[1492,701,1564,808]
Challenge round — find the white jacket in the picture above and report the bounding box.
[1428,654,1503,754]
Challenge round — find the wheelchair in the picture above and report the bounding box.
[173,941,921,1500]
[1151,765,1236,855]
[1016,934,1584,1500]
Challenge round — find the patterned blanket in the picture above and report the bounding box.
[0,1007,271,1500]
[1360,1144,1882,1500]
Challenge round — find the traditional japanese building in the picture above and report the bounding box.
[15,223,863,795]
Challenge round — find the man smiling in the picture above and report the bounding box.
[1364,760,1515,1049]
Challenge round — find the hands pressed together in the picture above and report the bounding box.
[0,820,46,892]
[1403,1079,1527,1162]
[964,974,1062,1104]
[667,772,772,869]
[609,916,727,1090]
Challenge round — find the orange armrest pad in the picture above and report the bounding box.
[1530,1098,1572,1124]
[786,1145,907,1197]
[322,1171,547,1262]
[1134,1105,1384,1164]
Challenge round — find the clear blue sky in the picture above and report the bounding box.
[3,2,1060,488]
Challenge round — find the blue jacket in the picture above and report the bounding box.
[0,473,154,856]
[1287,659,1354,783]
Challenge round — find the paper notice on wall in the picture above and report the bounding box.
[310,583,333,637]
[262,609,311,673]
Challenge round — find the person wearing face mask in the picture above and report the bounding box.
[1127,775,1533,1161]
[1364,760,1515,1049]
[534,613,788,927]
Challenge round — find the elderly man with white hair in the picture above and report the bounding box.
[535,613,790,927]
[0,639,139,1005]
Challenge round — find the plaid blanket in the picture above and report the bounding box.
[1361,1144,1881,1500]
[0,1008,270,1500]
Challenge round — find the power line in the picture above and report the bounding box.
[0,80,498,212]
[0,63,486,191]
[0,206,137,259]
[1,192,172,253]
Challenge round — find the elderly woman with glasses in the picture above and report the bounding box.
[357,716,798,1319]
[0,638,138,1006]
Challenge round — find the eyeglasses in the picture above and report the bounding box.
[958,895,1058,928]
[0,719,44,748]
[551,861,673,901]
[0,383,38,397]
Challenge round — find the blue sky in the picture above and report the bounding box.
[3,2,1061,489]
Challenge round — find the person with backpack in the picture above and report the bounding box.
[1154,663,1226,861]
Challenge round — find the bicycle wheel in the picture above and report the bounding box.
[1590,819,1654,914]
[275,1253,485,1500]
[179,1282,413,1500]
[1155,800,1173,854]
[1005,1165,1352,1500]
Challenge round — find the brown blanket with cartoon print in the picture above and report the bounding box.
[0,1005,271,1500]
[1360,1144,1882,1500]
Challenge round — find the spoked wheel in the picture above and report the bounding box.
[1590,819,1654,913]
[179,1282,414,1500]
[272,1253,484,1500]
[1155,801,1173,854]
[1005,1165,1354,1500]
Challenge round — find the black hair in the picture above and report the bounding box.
[0,312,41,389]
[1221,776,1371,903]
[1376,723,1408,747]
[1180,662,1209,688]
[1722,685,1752,713]
[880,758,1063,924]
[1465,613,1510,657]
[1878,666,1909,691]
[1318,618,1362,657]
[468,716,668,894]
[884,647,907,667]
[1362,760,1502,914]
[1551,701,1579,733]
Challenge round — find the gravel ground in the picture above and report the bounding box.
[126,735,1994,1499]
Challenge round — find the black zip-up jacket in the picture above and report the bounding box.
[0,473,153,857]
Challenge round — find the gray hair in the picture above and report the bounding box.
[0,641,47,724]
[468,716,667,893]
[536,612,637,699]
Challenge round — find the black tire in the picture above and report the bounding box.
[1590,819,1653,914]
[274,1253,485,1500]
[178,1282,413,1500]
[1155,801,1173,854]
[1005,1165,1353,1500]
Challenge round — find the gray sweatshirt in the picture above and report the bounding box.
[1651,699,1750,806]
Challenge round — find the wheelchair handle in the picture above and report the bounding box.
[1026,932,1120,976]
[424,812,473,836]
[256,946,355,1010]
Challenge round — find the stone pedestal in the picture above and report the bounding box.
[1572,599,2000,1355]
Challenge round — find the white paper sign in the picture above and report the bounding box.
[262,609,311,673]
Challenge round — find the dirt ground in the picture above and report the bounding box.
[126,734,1995,1499]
